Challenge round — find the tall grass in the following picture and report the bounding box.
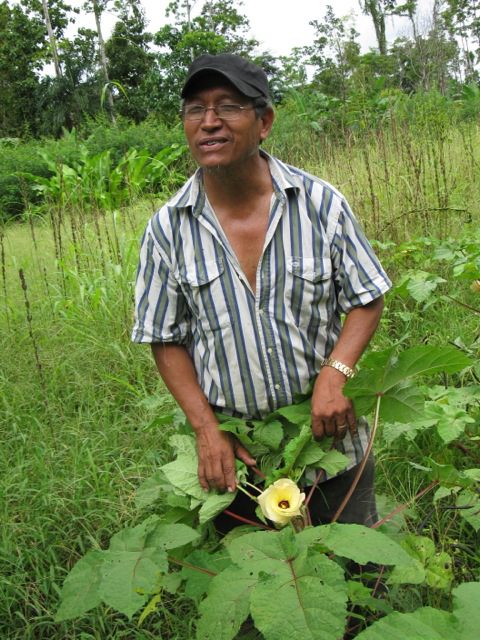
[268,98,480,242]
[0,115,479,638]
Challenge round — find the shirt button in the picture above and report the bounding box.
[274,384,281,390]
[267,347,273,355]
[291,260,300,268]
[258,309,264,315]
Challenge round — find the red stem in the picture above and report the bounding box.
[305,468,326,507]
[251,465,266,480]
[372,480,439,529]
[223,509,272,530]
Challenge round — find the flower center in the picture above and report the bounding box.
[278,500,290,509]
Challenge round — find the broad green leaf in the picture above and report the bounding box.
[298,524,415,567]
[166,493,192,509]
[295,440,327,466]
[425,400,476,443]
[390,535,453,588]
[198,491,236,524]
[405,270,446,303]
[250,551,347,640]
[378,382,425,423]
[169,434,197,457]
[425,551,453,589]
[162,455,205,501]
[145,523,200,550]
[99,547,168,619]
[346,581,392,615]
[345,346,471,417]
[400,534,435,565]
[456,489,480,531]
[161,572,183,594]
[355,606,456,639]
[453,582,480,639]
[135,471,167,509]
[252,419,284,450]
[227,527,300,574]
[218,418,253,446]
[382,345,471,390]
[109,516,161,552]
[274,399,311,425]
[181,550,230,603]
[196,566,255,640]
[271,423,312,480]
[314,449,349,476]
[55,550,104,621]
[428,461,473,488]
[433,486,456,503]
[381,419,436,444]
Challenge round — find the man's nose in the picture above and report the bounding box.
[201,107,222,126]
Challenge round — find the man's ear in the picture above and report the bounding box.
[259,107,275,143]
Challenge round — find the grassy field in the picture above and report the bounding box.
[1,120,479,638]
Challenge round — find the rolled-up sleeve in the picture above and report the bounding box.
[131,222,190,344]
[330,197,392,313]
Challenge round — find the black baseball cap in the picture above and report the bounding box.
[181,53,270,99]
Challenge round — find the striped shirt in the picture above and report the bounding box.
[132,152,392,472]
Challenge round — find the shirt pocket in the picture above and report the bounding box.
[287,256,332,283]
[286,256,333,329]
[178,258,230,331]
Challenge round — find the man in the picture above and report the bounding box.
[132,53,391,526]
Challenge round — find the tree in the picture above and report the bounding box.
[20,0,77,76]
[0,1,46,136]
[442,0,480,80]
[105,0,155,121]
[151,0,260,118]
[359,0,418,55]
[390,2,460,93]
[305,5,360,100]
[82,0,116,121]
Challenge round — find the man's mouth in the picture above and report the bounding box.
[199,138,228,148]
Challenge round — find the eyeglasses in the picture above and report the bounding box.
[182,103,255,122]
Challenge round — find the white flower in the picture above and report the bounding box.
[257,478,305,527]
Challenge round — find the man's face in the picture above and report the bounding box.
[182,81,272,172]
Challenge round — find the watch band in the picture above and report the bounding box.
[322,357,356,379]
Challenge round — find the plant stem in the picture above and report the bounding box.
[251,465,266,480]
[168,557,217,576]
[223,509,272,530]
[243,480,263,494]
[235,483,258,501]
[372,480,439,529]
[331,394,382,523]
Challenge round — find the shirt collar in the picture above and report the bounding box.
[171,151,301,217]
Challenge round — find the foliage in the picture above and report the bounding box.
[21,139,187,211]
[0,123,187,220]
[52,340,478,638]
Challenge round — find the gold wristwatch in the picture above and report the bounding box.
[322,357,356,379]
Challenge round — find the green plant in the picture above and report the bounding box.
[55,344,478,639]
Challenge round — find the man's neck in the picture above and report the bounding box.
[202,152,272,215]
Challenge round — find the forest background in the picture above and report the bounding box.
[1,1,480,639]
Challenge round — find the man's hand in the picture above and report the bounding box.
[196,425,256,493]
[311,366,356,440]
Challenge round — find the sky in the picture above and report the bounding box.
[73,0,436,57]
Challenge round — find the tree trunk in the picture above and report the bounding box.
[92,0,115,123]
[363,0,387,55]
[42,0,62,77]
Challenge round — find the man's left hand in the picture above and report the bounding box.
[311,366,356,440]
